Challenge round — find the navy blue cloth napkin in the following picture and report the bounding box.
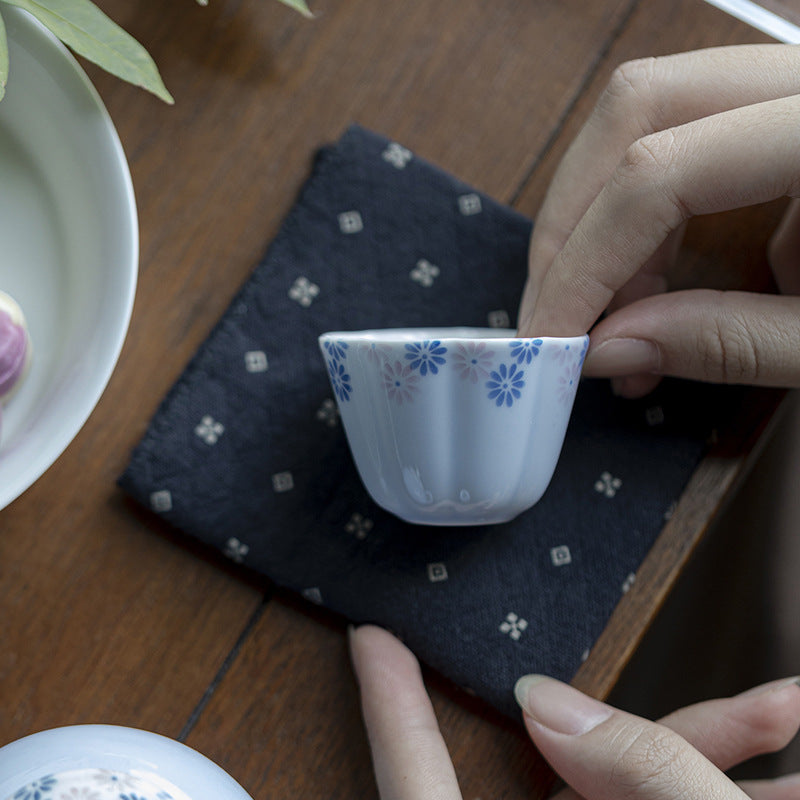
[120,125,724,719]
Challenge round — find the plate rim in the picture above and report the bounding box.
[0,5,138,511]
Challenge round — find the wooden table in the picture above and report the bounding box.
[0,0,787,796]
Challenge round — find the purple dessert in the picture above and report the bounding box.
[0,290,31,404]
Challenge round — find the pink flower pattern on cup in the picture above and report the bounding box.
[557,362,582,405]
[452,342,494,384]
[382,360,421,405]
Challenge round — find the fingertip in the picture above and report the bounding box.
[348,624,423,694]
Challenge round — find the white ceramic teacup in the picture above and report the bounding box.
[318,327,588,526]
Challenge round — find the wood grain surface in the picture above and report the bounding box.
[0,0,784,797]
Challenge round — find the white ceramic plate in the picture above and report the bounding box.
[0,6,137,510]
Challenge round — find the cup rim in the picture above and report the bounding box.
[318,327,588,344]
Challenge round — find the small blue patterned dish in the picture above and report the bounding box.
[0,725,252,800]
[319,327,588,525]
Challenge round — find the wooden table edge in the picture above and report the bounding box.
[572,387,789,699]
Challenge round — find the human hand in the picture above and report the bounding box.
[517,44,800,397]
[349,624,800,800]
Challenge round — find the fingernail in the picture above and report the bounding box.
[739,676,800,697]
[514,675,613,735]
[774,772,800,787]
[583,338,660,377]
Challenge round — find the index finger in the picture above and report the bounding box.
[519,44,800,333]
[523,94,800,336]
[349,625,463,800]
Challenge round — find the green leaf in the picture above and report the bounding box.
[275,0,313,18]
[0,9,8,101]
[1,0,173,103]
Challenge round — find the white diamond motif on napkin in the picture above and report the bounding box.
[244,350,269,373]
[302,587,323,605]
[427,562,448,582]
[458,193,482,215]
[487,309,510,328]
[338,210,363,233]
[550,545,572,566]
[150,489,173,513]
[272,471,294,493]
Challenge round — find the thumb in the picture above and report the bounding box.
[582,289,800,389]
[514,675,748,800]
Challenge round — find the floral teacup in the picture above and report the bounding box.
[319,327,588,526]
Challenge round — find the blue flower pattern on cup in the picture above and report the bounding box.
[404,340,447,375]
[509,338,542,364]
[323,338,584,407]
[327,358,352,402]
[13,777,56,800]
[486,363,525,407]
[323,339,349,361]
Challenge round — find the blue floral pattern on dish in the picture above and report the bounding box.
[405,340,447,375]
[486,363,525,407]
[327,359,352,402]
[12,777,56,800]
[510,339,542,364]
[7,770,181,800]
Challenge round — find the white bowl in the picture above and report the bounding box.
[0,6,137,510]
[0,725,252,800]
[319,327,588,526]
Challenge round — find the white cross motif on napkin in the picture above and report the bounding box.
[224,536,249,563]
[595,471,622,498]
[345,512,373,540]
[499,612,528,641]
[410,259,440,287]
[315,398,339,427]
[382,142,413,169]
[288,276,320,307]
[195,415,224,445]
